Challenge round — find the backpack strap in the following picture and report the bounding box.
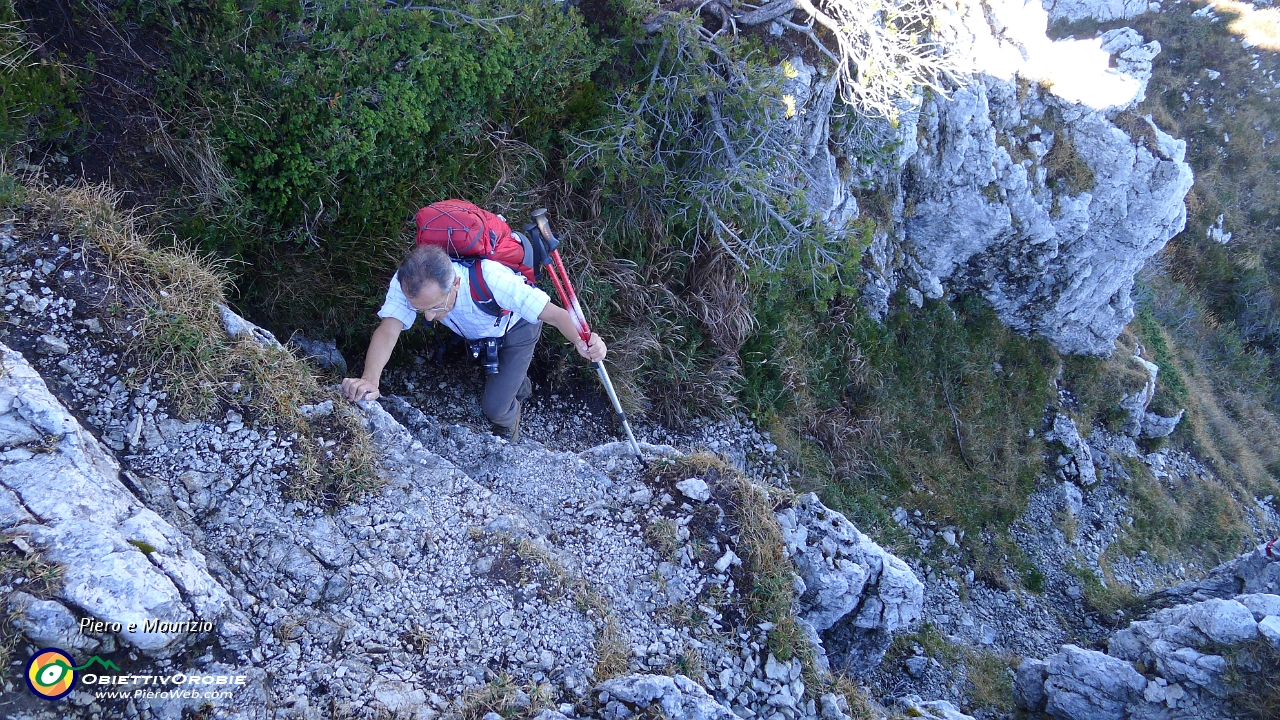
[461,259,508,319]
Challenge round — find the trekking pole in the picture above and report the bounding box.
[531,209,644,460]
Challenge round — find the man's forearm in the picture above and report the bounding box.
[362,322,400,382]
[539,304,582,344]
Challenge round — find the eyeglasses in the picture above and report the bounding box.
[413,283,457,315]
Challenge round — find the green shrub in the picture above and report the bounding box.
[130,0,605,338]
[0,1,79,146]
[160,0,600,234]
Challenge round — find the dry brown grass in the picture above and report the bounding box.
[483,534,609,618]
[1042,131,1096,195]
[1175,349,1280,497]
[1209,0,1280,50]
[650,453,836,692]
[0,534,65,679]
[534,188,749,423]
[690,455,794,626]
[592,615,631,682]
[644,517,680,560]
[1062,330,1154,433]
[823,675,880,720]
[1225,636,1280,719]
[148,120,245,218]
[20,181,381,506]
[456,674,553,720]
[964,648,1019,713]
[1068,559,1142,621]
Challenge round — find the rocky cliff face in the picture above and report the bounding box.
[789,0,1194,355]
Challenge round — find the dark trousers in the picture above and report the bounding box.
[480,319,541,429]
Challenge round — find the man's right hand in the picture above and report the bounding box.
[342,378,381,402]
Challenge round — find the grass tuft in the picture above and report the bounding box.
[16,181,381,507]
[1224,636,1280,719]
[1067,561,1141,621]
[457,674,553,720]
[1042,131,1096,194]
[592,615,631,682]
[0,535,66,679]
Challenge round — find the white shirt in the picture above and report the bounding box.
[378,260,550,340]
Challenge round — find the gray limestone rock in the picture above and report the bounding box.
[1259,615,1280,647]
[875,0,1192,356]
[1150,541,1280,606]
[1013,657,1050,712]
[1237,593,1280,620]
[218,304,282,349]
[597,674,738,720]
[779,493,923,674]
[0,343,248,656]
[7,592,100,653]
[1042,645,1147,720]
[35,334,70,356]
[1118,349,1184,439]
[1044,414,1098,485]
[898,696,976,720]
[1041,0,1155,23]
[676,477,711,503]
[1016,554,1280,719]
[289,332,348,375]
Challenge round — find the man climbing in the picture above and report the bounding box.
[341,243,606,442]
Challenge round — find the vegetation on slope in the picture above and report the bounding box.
[3,0,1274,608]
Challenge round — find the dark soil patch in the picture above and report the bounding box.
[15,0,179,205]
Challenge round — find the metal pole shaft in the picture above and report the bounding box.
[596,361,642,458]
[533,208,645,460]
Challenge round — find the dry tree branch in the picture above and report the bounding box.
[383,1,517,31]
[730,0,957,119]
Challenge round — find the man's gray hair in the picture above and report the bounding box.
[398,245,455,298]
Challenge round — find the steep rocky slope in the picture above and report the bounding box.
[0,220,934,718]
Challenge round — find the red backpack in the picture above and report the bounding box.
[414,200,540,317]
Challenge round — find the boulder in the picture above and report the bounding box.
[1043,414,1098,485]
[0,343,249,656]
[289,332,348,375]
[779,493,923,674]
[1237,593,1280,620]
[218,304,282,349]
[1042,645,1147,720]
[1259,615,1280,648]
[1013,657,1049,711]
[597,674,738,720]
[7,592,100,653]
[898,696,976,720]
[1118,349,1184,439]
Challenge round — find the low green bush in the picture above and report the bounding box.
[131,0,606,336]
[0,1,79,147]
